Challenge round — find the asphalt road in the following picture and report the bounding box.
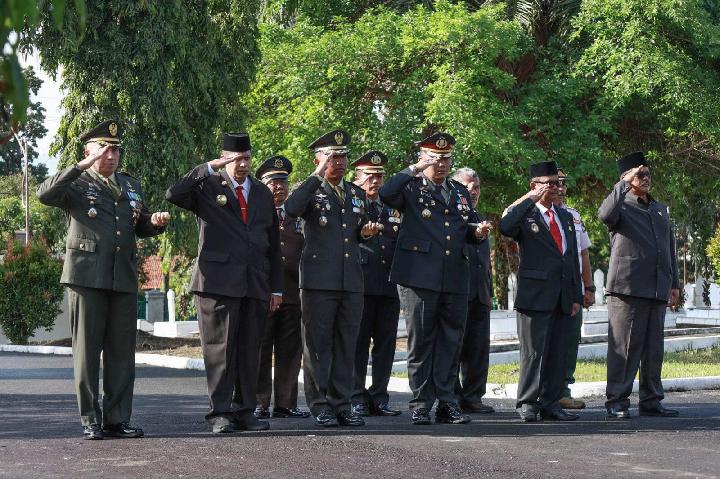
[1,352,719,479]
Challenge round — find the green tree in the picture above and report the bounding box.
[30,0,261,256]
[0,66,48,180]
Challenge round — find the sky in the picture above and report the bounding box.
[21,51,62,174]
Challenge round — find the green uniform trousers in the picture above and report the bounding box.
[67,285,137,426]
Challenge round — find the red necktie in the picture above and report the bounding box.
[546,209,563,253]
[236,185,248,223]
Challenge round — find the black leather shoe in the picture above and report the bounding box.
[639,403,679,417]
[314,410,339,427]
[540,408,580,421]
[83,424,104,440]
[435,403,471,424]
[102,422,144,438]
[411,408,432,425]
[517,405,539,422]
[233,414,270,431]
[254,406,271,419]
[211,416,238,434]
[372,403,402,416]
[606,405,631,419]
[352,402,371,417]
[272,407,311,418]
[461,401,495,414]
[337,410,365,426]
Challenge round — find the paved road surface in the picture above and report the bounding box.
[1,352,719,478]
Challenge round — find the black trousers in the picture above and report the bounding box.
[455,299,491,404]
[256,303,303,409]
[67,286,137,426]
[195,293,266,421]
[515,307,568,411]
[606,294,666,409]
[301,289,364,416]
[562,308,583,398]
[352,294,401,407]
[400,286,468,411]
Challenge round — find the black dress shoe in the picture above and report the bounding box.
[606,406,631,419]
[233,414,270,431]
[411,408,432,425]
[254,406,271,419]
[540,408,580,421]
[83,424,104,440]
[314,410,339,427]
[435,403,471,424]
[639,403,679,417]
[461,401,495,414]
[373,403,402,416]
[337,410,365,426]
[517,405,539,422]
[272,407,311,418]
[352,402,371,417]
[211,416,238,434]
[102,422,144,438]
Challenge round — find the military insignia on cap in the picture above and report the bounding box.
[436,137,448,149]
[274,158,283,168]
[109,122,118,137]
[371,154,382,165]
[334,132,344,145]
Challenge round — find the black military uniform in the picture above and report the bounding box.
[379,132,480,425]
[37,120,165,439]
[253,156,310,419]
[456,210,494,413]
[350,151,402,417]
[598,152,680,418]
[165,133,282,433]
[499,161,582,422]
[285,129,370,427]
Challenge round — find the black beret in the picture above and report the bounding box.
[351,150,387,174]
[529,160,559,179]
[616,151,647,174]
[307,129,350,152]
[256,155,292,181]
[79,120,122,144]
[416,132,455,154]
[222,132,251,153]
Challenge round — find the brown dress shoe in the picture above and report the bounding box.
[558,397,586,410]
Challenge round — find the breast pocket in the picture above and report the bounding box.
[399,238,430,254]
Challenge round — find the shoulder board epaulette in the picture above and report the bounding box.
[117,171,139,181]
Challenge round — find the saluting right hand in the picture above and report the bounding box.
[527,183,550,203]
[208,154,242,170]
[312,151,334,177]
[411,156,435,173]
[76,145,111,171]
[622,166,642,182]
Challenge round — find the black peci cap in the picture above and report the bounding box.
[529,160,559,179]
[222,133,252,153]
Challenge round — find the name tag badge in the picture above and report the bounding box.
[353,207,361,213]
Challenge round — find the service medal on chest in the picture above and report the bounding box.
[87,207,97,218]
[319,216,328,227]
[531,223,539,233]
[422,208,432,219]
[216,194,227,206]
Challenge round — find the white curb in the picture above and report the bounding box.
[0,344,72,355]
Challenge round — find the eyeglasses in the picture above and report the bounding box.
[534,180,560,187]
[557,178,567,187]
[636,171,651,179]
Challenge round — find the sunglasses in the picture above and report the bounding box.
[636,171,651,179]
[534,179,560,187]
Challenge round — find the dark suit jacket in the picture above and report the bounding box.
[278,207,304,305]
[379,168,478,294]
[598,180,679,302]
[360,201,400,298]
[468,211,493,306]
[165,164,282,301]
[37,166,163,293]
[285,175,369,293]
[499,198,582,315]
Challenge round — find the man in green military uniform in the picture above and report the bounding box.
[37,120,170,440]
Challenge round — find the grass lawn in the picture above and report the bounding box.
[392,346,720,384]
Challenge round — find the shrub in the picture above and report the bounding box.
[0,238,64,344]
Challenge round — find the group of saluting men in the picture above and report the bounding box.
[37,119,680,440]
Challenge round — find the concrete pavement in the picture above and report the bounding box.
[1,352,719,478]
